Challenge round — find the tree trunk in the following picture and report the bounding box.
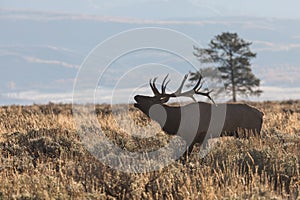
[229,51,237,102]
[232,84,236,102]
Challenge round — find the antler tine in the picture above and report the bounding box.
[195,90,215,104]
[152,77,159,92]
[192,74,203,91]
[149,77,160,96]
[173,74,189,96]
[161,74,170,94]
[192,76,215,104]
[192,74,215,103]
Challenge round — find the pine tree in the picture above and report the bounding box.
[193,32,262,102]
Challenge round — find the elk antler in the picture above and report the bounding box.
[170,74,215,104]
[161,74,170,95]
[150,74,170,96]
[149,77,160,95]
[149,74,215,104]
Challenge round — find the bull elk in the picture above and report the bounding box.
[134,74,264,157]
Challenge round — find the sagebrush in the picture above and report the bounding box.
[0,101,299,199]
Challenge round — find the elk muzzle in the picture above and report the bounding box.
[134,95,143,108]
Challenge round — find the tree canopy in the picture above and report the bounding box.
[193,32,262,102]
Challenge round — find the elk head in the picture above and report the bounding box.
[134,74,215,116]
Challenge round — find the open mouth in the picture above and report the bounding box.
[134,96,140,108]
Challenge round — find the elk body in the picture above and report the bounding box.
[134,74,264,156]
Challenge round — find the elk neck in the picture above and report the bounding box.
[150,104,181,135]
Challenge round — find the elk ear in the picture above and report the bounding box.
[160,96,170,104]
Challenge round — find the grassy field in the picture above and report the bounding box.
[0,101,299,199]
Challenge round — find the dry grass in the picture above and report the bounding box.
[0,101,300,199]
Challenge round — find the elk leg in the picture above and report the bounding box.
[181,140,198,163]
[221,130,239,138]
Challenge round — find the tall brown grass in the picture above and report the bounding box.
[0,101,299,199]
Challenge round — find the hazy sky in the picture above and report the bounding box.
[1,0,300,19]
[1,0,300,104]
